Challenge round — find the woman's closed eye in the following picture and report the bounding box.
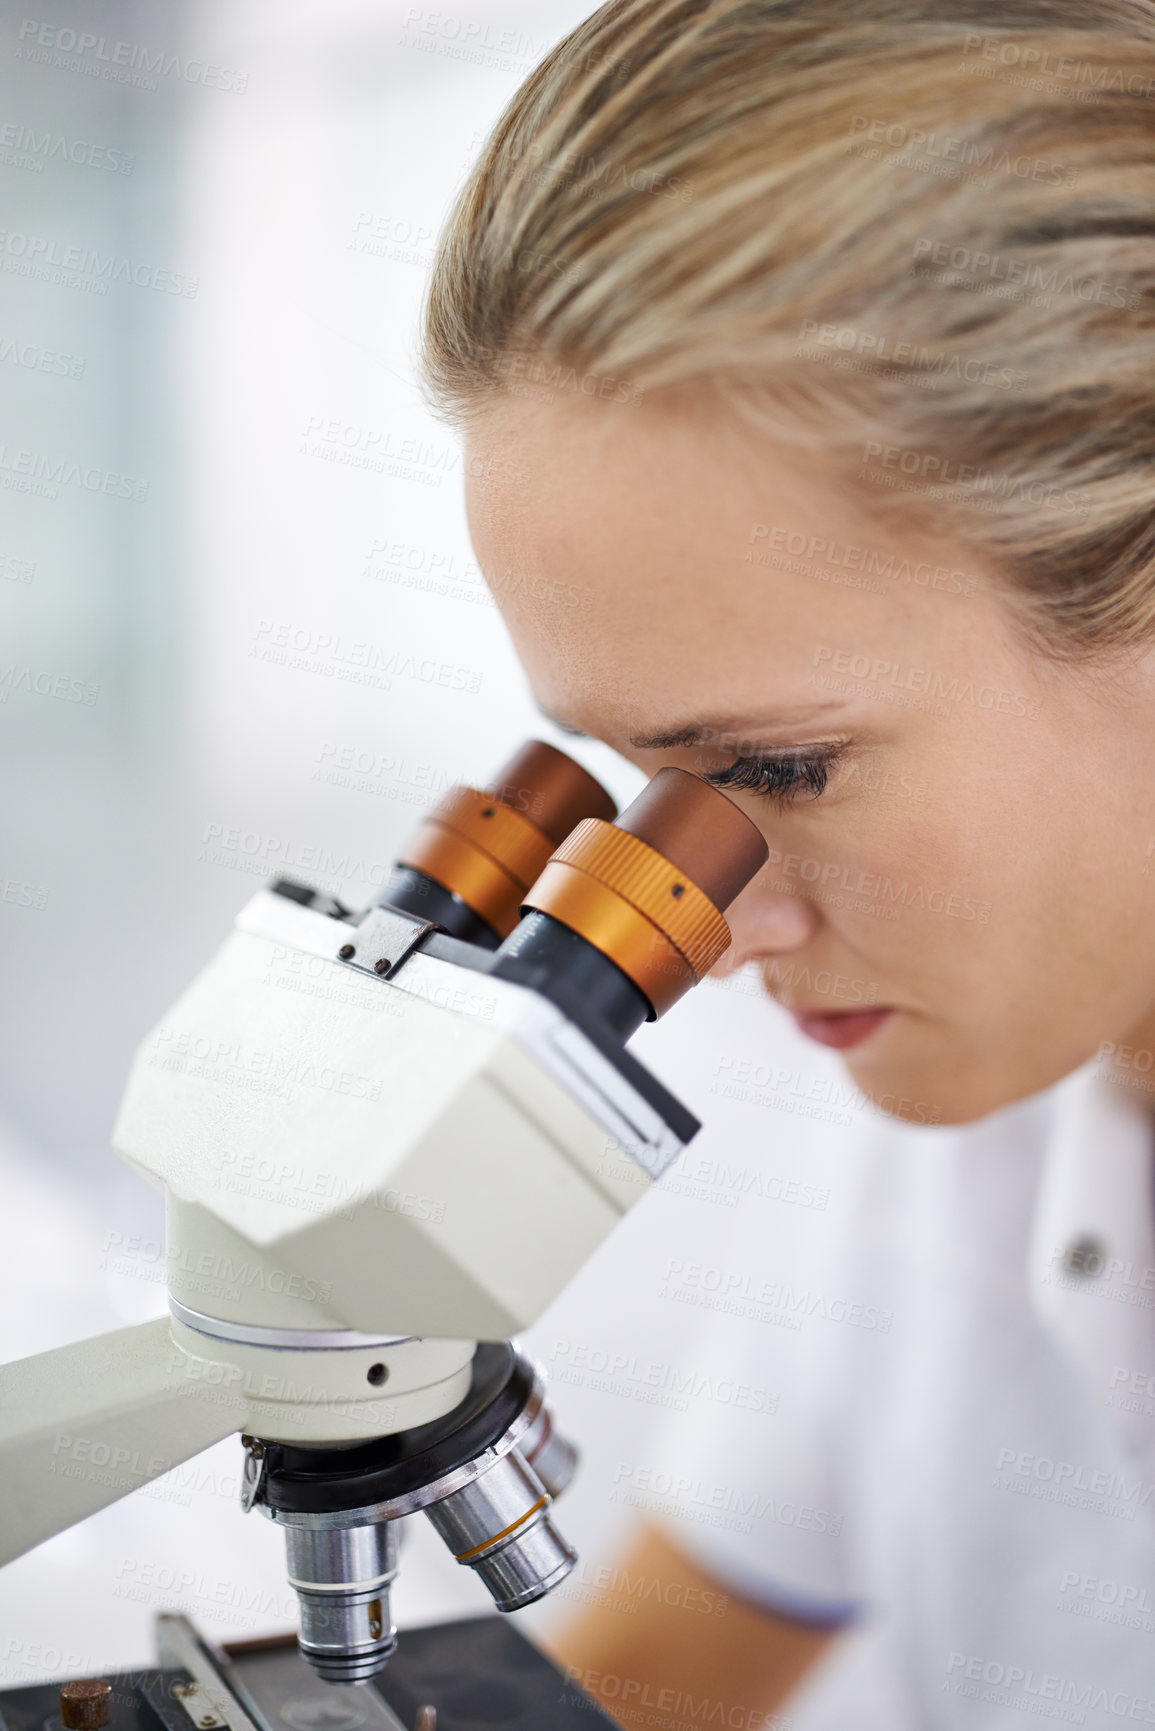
[702,746,842,806]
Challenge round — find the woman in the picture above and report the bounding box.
[421,0,1155,1721]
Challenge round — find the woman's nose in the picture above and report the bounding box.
[711,879,820,976]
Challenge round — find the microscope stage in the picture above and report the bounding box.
[0,1616,615,1731]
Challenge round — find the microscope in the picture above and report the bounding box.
[0,741,767,1708]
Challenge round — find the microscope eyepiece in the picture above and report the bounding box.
[613,765,772,914]
[378,740,616,945]
[499,766,769,1027]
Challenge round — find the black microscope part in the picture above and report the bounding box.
[373,866,502,949]
[491,910,652,1040]
[259,1344,532,1515]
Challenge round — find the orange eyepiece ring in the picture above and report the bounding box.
[394,740,617,939]
[522,818,733,1016]
[396,786,557,939]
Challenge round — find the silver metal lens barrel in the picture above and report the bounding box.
[518,1404,578,1499]
[283,1516,398,1683]
[423,1446,576,1611]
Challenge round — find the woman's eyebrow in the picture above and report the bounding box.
[628,702,853,751]
[532,697,854,749]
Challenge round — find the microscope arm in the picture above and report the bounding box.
[0,1317,240,1566]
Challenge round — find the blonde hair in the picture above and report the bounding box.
[422,0,1155,651]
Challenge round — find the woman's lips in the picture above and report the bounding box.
[788,1006,895,1050]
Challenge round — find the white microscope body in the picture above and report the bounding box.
[0,751,766,1683]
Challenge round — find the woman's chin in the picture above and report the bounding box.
[837,1028,1061,1128]
[825,1013,963,1125]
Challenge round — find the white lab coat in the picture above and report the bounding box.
[642,1003,1155,1729]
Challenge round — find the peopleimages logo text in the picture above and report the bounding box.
[0,229,197,294]
[15,20,248,91]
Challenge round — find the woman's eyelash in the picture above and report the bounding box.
[702,750,836,805]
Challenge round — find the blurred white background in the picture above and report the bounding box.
[0,3,885,1719]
